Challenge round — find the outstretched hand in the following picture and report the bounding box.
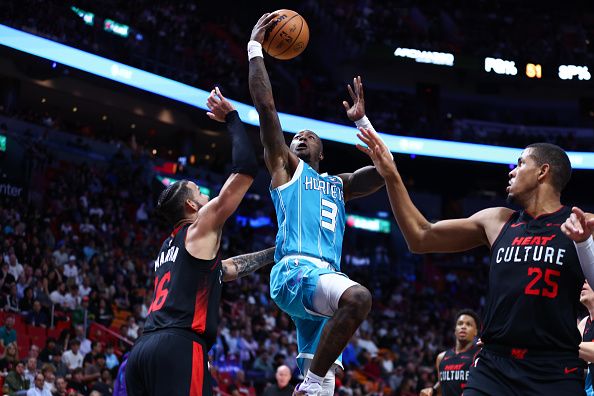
[206,87,235,123]
[343,76,365,122]
[561,207,594,243]
[250,12,281,44]
[356,127,396,178]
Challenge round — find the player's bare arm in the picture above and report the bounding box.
[187,88,257,259]
[338,76,385,201]
[420,351,445,396]
[356,127,513,253]
[248,12,299,188]
[221,247,276,282]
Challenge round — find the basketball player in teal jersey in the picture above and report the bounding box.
[248,13,386,396]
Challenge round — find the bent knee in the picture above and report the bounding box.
[340,285,372,315]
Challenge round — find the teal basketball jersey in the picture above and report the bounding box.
[270,159,345,269]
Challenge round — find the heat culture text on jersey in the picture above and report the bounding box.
[154,245,179,271]
[495,234,565,266]
[440,363,470,382]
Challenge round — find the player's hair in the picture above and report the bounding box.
[455,309,481,329]
[154,180,193,228]
[526,143,572,192]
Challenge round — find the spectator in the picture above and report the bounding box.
[19,287,35,313]
[104,344,119,370]
[7,254,24,280]
[0,316,17,346]
[90,368,113,396]
[39,338,60,363]
[62,257,78,281]
[4,361,29,395]
[5,283,20,313]
[126,316,139,340]
[54,377,68,396]
[51,245,68,267]
[49,283,67,308]
[26,301,49,327]
[61,340,83,371]
[262,365,294,396]
[23,357,38,388]
[40,365,55,394]
[0,342,20,372]
[67,368,87,395]
[26,373,51,396]
[74,325,91,357]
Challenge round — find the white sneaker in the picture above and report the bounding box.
[293,382,323,395]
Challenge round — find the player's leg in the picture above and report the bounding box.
[299,272,371,393]
[300,358,338,396]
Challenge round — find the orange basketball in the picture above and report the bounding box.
[263,9,309,60]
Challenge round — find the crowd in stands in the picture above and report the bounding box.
[1,2,593,150]
[0,110,497,395]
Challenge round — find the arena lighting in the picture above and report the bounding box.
[346,214,391,233]
[71,6,94,26]
[393,47,454,66]
[484,57,517,76]
[558,65,591,81]
[1,25,593,169]
[0,135,6,152]
[104,19,129,37]
[156,176,211,198]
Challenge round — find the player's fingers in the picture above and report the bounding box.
[206,112,217,120]
[215,87,225,100]
[355,143,371,155]
[256,13,270,25]
[358,76,364,99]
[347,84,356,102]
[207,97,218,109]
[262,12,280,28]
[342,101,350,111]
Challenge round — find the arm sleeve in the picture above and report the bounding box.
[225,110,258,178]
[576,236,594,285]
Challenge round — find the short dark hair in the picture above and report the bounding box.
[154,180,193,228]
[455,309,481,330]
[526,143,572,192]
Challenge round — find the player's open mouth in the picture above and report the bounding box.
[296,143,307,150]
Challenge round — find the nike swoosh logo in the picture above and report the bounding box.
[511,222,526,228]
[565,367,578,374]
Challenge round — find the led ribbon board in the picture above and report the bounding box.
[1,24,593,169]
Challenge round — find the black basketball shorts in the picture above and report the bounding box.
[125,328,212,396]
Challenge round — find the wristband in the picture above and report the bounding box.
[354,115,372,129]
[248,40,263,61]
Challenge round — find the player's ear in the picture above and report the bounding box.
[319,151,324,161]
[185,199,198,212]
[537,163,550,182]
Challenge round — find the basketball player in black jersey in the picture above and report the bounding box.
[356,130,585,395]
[420,310,481,396]
[125,88,275,396]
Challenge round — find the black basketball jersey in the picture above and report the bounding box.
[482,206,584,353]
[143,224,223,348]
[438,344,480,396]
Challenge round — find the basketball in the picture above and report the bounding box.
[263,9,309,60]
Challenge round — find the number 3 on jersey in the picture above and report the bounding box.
[321,199,338,232]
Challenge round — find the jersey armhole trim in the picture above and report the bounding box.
[272,159,304,192]
[490,211,516,251]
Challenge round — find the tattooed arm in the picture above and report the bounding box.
[222,247,276,282]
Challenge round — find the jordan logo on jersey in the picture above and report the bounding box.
[154,246,180,271]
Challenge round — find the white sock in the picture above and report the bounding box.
[303,370,325,386]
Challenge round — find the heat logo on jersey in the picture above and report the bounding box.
[495,234,566,266]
